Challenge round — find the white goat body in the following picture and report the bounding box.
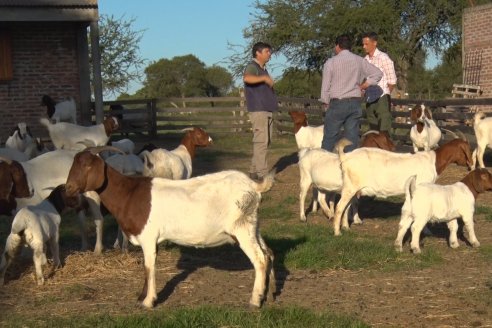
[294,125,323,149]
[142,145,192,179]
[288,111,323,149]
[42,95,77,124]
[40,117,118,151]
[395,175,481,254]
[298,148,342,221]
[109,138,135,154]
[141,127,212,180]
[5,123,34,153]
[66,151,275,309]
[473,111,492,168]
[105,153,143,176]
[0,147,29,162]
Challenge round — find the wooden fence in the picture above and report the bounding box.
[100,96,492,145]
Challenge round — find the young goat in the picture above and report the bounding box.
[332,137,473,236]
[409,104,442,152]
[395,169,492,254]
[473,111,492,168]
[41,95,77,124]
[0,185,80,285]
[5,123,34,153]
[40,116,119,151]
[288,110,323,149]
[65,147,276,309]
[141,127,212,179]
[298,130,395,223]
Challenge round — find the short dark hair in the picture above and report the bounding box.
[362,32,378,42]
[335,35,352,50]
[252,42,272,58]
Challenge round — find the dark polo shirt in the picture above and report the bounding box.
[244,61,278,112]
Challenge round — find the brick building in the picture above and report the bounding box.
[462,3,492,98]
[0,0,103,142]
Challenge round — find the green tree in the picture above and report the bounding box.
[275,68,321,98]
[229,0,486,93]
[137,55,234,102]
[95,14,146,97]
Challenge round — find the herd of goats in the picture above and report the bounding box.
[0,96,491,309]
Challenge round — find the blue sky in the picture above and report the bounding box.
[98,0,287,96]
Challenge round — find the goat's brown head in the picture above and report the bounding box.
[360,131,396,152]
[65,150,106,197]
[410,104,431,124]
[461,168,492,198]
[0,158,32,215]
[0,158,32,199]
[103,116,119,136]
[288,111,308,133]
[185,127,213,147]
[47,184,82,214]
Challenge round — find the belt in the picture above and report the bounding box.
[330,97,362,102]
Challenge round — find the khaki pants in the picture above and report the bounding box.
[249,111,273,177]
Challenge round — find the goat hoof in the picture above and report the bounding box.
[471,241,480,248]
[411,248,421,254]
[394,246,403,253]
[450,242,460,249]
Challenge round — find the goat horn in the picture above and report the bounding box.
[180,127,195,132]
[86,146,125,155]
[0,156,12,164]
[362,130,380,137]
[456,130,467,142]
[441,128,459,139]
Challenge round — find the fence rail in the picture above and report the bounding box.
[98,96,492,145]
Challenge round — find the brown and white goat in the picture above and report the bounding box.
[332,137,473,236]
[288,111,323,149]
[65,148,276,309]
[395,169,492,253]
[409,104,442,152]
[141,127,212,179]
[360,130,396,151]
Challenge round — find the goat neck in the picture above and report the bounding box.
[461,169,492,200]
[434,139,472,175]
[102,117,119,137]
[67,152,151,237]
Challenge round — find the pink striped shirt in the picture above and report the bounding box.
[320,50,382,104]
[364,48,397,96]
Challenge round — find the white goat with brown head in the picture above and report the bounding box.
[65,147,276,309]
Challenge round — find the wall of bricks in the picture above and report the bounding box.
[0,22,81,142]
[463,3,492,98]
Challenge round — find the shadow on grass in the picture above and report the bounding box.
[272,152,298,174]
[156,236,306,306]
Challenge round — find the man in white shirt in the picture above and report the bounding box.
[362,32,397,136]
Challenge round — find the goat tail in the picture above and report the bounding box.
[39,117,52,127]
[255,169,276,193]
[404,175,417,201]
[474,111,485,127]
[335,138,352,161]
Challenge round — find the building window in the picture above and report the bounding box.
[0,30,13,81]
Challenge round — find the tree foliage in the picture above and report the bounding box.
[274,68,321,98]
[229,0,485,93]
[95,14,146,97]
[135,55,234,100]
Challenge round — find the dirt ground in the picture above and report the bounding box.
[0,138,491,327]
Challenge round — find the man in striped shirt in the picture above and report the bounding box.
[320,34,382,152]
[362,32,397,136]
